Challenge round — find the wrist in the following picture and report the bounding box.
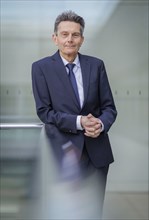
[99,119,104,132]
[76,115,84,130]
[80,115,85,129]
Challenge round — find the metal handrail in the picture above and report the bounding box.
[0,123,43,129]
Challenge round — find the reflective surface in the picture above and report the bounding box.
[0,127,41,219]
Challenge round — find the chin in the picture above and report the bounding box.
[65,50,77,55]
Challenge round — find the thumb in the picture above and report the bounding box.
[87,113,93,118]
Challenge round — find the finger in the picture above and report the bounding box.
[87,113,93,117]
[89,118,100,125]
[95,123,102,130]
[94,129,101,135]
[85,122,101,131]
[85,129,100,136]
[84,130,95,136]
[84,126,97,132]
[85,127,101,135]
[85,121,96,129]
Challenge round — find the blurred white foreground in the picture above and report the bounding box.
[22,127,102,219]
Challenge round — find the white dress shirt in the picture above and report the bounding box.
[61,55,84,130]
[61,55,104,132]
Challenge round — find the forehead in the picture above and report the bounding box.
[57,21,81,32]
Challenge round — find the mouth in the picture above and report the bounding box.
[65,46,75,48]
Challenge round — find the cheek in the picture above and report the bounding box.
[77,40,83,48]
[57,40,65,47]
[77,43,82,49]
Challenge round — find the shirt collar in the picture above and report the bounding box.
[60,54,80,68]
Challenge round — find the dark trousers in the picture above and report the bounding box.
[80,146,109,219]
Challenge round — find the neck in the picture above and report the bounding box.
[59,51,77,63]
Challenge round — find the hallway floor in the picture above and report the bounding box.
[103,192,148,220]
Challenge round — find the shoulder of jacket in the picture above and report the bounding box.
[79,53,104,64]
[32,56,52,65]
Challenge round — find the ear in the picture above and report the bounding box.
[81,36,84,43]
[52,34,58,45]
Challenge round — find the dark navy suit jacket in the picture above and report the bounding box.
[32,51,117,168]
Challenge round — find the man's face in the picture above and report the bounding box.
[52,21,84,60]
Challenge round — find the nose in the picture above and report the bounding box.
[67,34,73,41]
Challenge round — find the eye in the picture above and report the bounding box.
[61,32,69,38]
[72,33,81,38]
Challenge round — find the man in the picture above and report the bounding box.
[32,10,117,219]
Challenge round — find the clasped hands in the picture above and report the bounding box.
[81,113,102,138]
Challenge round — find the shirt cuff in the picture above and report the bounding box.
[76,115,83,130]
[99,119,104,132]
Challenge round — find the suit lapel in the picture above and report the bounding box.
[52,51,81,110]
[79,54,91,109]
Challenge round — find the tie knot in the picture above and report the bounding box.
[66,63,75,72]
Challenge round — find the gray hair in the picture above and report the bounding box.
[54,10,85,36]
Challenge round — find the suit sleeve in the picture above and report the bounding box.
[31,62,77,134]
[98,61,117,132]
